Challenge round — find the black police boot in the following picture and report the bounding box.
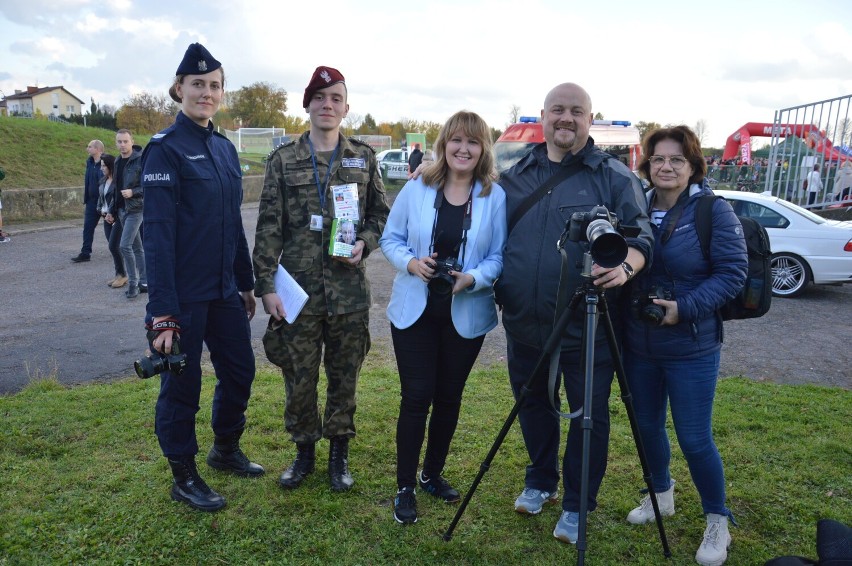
[328,436,354,492]
[278,443,315,489]
[206,432,265,477]
[167,456,226,512]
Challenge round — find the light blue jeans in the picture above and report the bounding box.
[624,350,730,516]
[118,209,146,287]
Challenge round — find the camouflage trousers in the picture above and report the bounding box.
[262,309,370,444]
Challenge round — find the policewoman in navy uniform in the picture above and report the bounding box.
[141,43,264,512]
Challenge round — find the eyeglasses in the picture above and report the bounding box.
[649,155,689,170]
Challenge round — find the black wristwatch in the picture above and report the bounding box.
[621,261,635,281]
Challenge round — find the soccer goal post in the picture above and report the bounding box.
[223,127,286,154]
[351,135,392,153]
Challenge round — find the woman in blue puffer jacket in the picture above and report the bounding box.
[622,125,747,566]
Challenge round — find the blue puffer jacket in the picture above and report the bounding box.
[623,182,747,360]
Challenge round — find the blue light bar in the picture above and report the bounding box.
[593,120,631,126]
[519,116,539,123]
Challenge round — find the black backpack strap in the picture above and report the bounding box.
[695,194,717,260]
[507,161,583,234]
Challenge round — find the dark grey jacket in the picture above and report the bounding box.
[495,138,653,351]
[112,145,144,215]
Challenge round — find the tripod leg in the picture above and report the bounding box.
[598,297,672,558]
[443,306,576,542]
[575,289,598,565]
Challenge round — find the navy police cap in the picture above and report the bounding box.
[176,42,221,76]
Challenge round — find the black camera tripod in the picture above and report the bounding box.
[442,252,671,565]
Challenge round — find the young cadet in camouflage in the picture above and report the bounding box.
[253,66,389,493]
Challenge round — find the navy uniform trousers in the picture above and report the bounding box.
[155,292,255,458]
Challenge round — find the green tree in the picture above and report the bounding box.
[115,92,177,134]
[230,82,288,128]
[280,115,309,135]
[636,121,662,140]
[358,114,378,134]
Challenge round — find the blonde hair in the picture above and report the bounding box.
[422,110,495,196]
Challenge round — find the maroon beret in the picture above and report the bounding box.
[303,66,345,109]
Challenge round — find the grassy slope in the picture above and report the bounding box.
[0,118,275,189]
[0,116,151,189]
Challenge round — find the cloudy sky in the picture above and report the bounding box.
[1,0,851,147]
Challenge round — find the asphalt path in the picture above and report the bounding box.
[0,203,508,394]
[1,204,849,394]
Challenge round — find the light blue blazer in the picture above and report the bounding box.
[379,177,507,339]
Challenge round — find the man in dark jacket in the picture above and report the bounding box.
[408,143,423,173]
[495,82,653,545]
[110,129,146,298]
[72,140,105,262]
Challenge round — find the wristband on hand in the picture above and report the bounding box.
[146,318,181,334]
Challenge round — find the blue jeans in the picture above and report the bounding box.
[118,209,146,286]
[103,219,125,277]
[623,350,730,516]
[80,199,101,256]
[507,337,613,513]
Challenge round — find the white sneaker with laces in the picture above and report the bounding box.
[695,513,731,566]
[626,480,676,524]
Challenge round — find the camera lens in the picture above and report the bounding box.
[134,355,163,379]
[586,219,628,268]
[428,273,455,296]
[642,304,666,325]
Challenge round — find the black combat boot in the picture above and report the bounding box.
[278,443,316,489]
[206,431,265,477]
[167,456,226,512]
[328,436,354,492]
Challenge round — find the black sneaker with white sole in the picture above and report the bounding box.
[418,470,460,503]
[393,487,417,524]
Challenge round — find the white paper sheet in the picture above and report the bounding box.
[274,264,309,324]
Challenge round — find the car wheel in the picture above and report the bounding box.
[771,253,811,298]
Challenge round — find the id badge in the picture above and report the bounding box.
[310,214,323,231]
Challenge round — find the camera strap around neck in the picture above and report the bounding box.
[507,160,585,234]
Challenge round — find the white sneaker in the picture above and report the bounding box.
[695,513,731,566]
[627,480,675,524]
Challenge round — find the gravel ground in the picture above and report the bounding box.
[0,203,849,394]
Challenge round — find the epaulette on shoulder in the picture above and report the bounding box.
[149,123,177,143]
[266,137,296,161]
[348,137,376,154]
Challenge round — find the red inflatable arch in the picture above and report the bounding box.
[722,122,852,164]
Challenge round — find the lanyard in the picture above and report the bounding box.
[429,181,475,265]
[307,137,340,212]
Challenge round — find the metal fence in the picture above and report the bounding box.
[764,95,852,209]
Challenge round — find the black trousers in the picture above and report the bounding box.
[391,310,484,489]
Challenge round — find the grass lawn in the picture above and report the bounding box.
[0,361,849,565]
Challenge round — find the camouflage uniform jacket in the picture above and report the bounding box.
[253,131,389,316]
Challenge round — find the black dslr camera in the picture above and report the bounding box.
[631,286,674,326]
[428,256,463,296]
[566,205,629,268]
[134,338,187,379]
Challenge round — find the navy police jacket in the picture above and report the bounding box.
[142,111,254,317]
[623,182,747,360]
